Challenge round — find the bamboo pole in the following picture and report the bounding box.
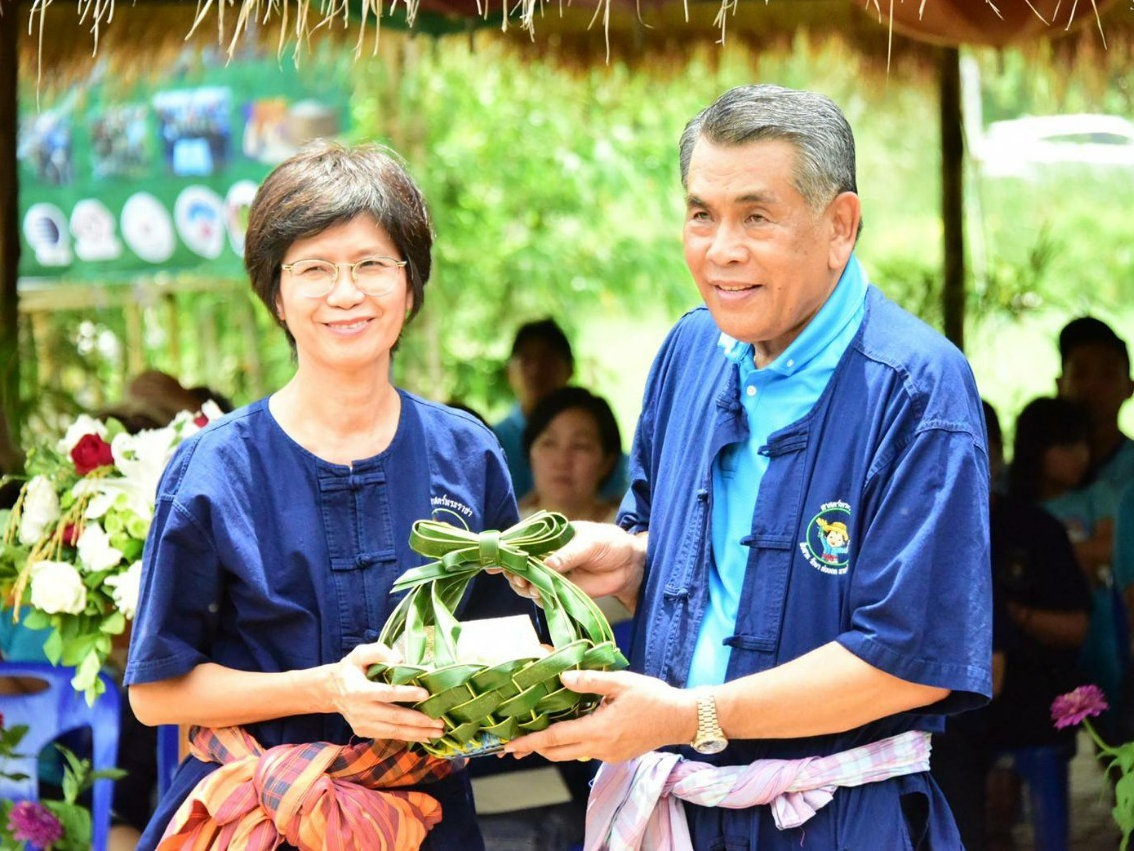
[123,299,145,379]
[164,292,182,377]
[0,0,22,448]
[200,298,219,383]
[27,312,49,396]
[238,292,263,398]
[939,45,965,351]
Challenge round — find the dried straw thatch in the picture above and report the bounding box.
[13,0,1134,76]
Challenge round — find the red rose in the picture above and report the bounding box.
[194,414,209,428]
[71,433,114,475]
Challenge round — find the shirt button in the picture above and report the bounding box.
[786,359,795,368]
[746,385,757,397]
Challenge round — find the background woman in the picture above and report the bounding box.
[519,386,623,523]
[1010,395,1127,730]
[124,142,529,849]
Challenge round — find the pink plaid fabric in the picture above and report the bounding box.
[585,730,931,850]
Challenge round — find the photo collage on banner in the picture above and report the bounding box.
[17,48,352,284]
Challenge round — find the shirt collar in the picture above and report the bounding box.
[717,254,868,376]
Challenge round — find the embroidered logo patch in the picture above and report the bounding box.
[800,501,852,575]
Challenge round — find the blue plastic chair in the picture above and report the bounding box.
[0,662,120,851]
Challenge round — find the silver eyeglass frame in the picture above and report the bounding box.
[280,257,408,298]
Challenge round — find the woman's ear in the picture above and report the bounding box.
[599,452,617,485]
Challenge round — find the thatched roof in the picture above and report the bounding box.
[13,0,1134,79]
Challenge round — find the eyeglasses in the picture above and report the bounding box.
[281,257,408,299]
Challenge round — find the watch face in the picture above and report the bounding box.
[693,737,727,755]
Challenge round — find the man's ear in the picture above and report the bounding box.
[827,191,861,271]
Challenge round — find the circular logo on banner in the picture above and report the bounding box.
[121,193,176,264]
[23,203,72,267]
[224,180,258,256]
[174,186,225,259]
[71,199,121,262]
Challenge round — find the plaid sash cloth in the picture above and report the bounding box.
[157,725,458,851]
[585,730,931,850]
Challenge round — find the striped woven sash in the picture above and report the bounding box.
[157,725,458,850]
[585,730,931,850]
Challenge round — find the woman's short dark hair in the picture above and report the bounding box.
[522,387,622,486]
[244,141,433,346]
[1008,396,1090,501]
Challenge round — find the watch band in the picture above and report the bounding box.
[691,689,727,754]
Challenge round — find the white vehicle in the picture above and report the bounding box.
[972,113,1134,178]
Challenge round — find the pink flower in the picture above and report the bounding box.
[1051,684,1110,730]
[193,414,209,428]
[8,801,64,847]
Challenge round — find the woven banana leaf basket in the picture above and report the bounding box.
[366,511,628,758]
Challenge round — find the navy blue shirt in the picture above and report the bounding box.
[125,392,530,850]
[618,286,993,848]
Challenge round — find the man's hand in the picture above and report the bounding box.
[503,669,696,763]
[505,521,647,613]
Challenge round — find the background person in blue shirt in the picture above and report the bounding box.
[493,318,630,504]
[504,84,991,848]
[493,318,578,500]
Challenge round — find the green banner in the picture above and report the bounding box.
[17,46,353,284]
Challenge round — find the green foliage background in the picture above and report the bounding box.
[18,34,1134,449]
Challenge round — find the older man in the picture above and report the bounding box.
[505,85,992,849]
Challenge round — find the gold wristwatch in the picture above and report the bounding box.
[690,689,728,755]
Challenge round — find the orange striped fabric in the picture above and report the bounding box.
[157,726,458,851]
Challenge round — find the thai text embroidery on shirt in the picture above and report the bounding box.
[431,494,474,520]
[800,500,852,575]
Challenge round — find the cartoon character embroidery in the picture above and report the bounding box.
[815,518,850,564]
[800,501,853,574]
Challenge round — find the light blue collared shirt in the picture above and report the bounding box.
[687,255,869,687]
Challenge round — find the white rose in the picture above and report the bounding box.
[110,428,178,521]
[200,400,224,422]
[169,410,199,436]
[18,475,61,546]
[29,560,88,615]
[76,522,124,573]
[57,414,109,454]
[75,479,117,521]
[104,560,142,620]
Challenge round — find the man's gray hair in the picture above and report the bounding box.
[679,85,858,212]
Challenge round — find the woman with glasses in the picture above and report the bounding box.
[124,142,529,850]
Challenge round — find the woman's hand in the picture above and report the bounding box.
[505,521,647,614]
[325,642,445,743]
